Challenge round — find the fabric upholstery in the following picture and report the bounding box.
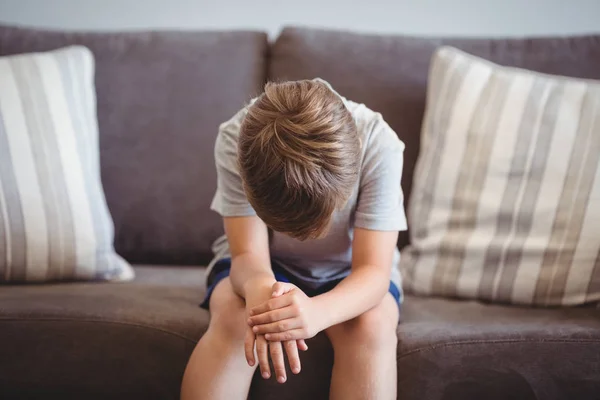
[401,46,600,306]
[1,266,598,399]
[0,25,269,265]
[0,46,132,283]
[397,295,600,400]
[0,266,207,399]
[269,27,600,250]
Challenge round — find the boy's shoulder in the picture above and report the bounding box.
[345,99,405,159]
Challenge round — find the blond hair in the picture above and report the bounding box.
[238,80,360,240]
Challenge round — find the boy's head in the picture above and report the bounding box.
[238,80,360,241]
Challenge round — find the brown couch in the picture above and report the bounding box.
[1,25,599,400]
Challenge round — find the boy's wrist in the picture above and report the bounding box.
[242,275,277,300]
[311,294,336,331]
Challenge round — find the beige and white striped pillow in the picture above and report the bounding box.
[401,47,600,306]
[0,46,134,283]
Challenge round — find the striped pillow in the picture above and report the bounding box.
[401,47,600,306]
[0,46,133,283]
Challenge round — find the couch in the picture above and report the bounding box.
[0,25,599,400]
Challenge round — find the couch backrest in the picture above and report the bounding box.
[269,27,600,249]
[0,26,268,265]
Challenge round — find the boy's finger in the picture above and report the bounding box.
[284,340,301,374]
[269,341,287,383]
[297,339,308,351]
[252,318,302,334]
[244,326,256,366]
[256,336,270,379]
[264,329,306,342]
[271,282,287,297]
[272,282,296,297]
[248,306,296,326]
[250,294,293,316]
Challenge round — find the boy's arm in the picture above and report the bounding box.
[317,115,405,324]
[225,216,307,382]
[248,228,397,339]
[224,215,275,298]
[212,115,276,296]
[312,227,398,327]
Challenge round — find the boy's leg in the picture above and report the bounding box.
[181,278,256,400]
[325,293,399,400]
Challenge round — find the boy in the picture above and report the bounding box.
[181,79,406,400]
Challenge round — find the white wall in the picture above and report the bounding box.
[0,0,599,38]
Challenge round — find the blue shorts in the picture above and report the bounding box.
[200,258,401,310]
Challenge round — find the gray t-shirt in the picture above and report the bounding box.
[208,81,407,294]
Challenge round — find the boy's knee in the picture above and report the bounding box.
[210,305,248,343]
[208,280,248,344]
[351,310,396,350]
[328,298,398,352]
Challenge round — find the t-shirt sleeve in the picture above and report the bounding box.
[210,109,257,218]
[354,114,408,232]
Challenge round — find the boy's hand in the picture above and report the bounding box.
[244,280,307,383]
[248,282,326,341]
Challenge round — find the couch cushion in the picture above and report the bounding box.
[269,27,600,249]
[0,26,268,265]
[0,46,133,283]
[398,296,600,400]
[1,266,598,399]
[401,46,600,306]
[0,265,208,399]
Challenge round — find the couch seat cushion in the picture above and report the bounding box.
[0,265,208,400]
[398,296,600,400]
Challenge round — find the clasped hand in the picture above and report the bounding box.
[245,282,324,383]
